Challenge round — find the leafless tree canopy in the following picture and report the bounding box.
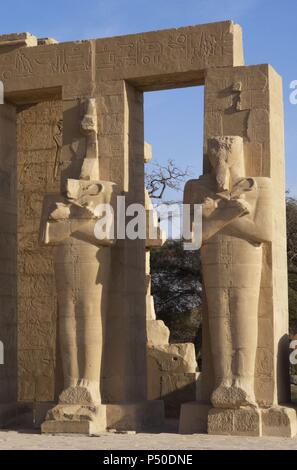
[145,159,192,201]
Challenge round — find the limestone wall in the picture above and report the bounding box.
[0,104,17,403]
[16,100,62,402]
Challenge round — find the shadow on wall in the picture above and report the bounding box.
[161,381,197,419]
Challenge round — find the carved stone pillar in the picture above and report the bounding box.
[180,66,297,437]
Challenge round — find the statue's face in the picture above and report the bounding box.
[208,137,243,192]
[208,144,228,168]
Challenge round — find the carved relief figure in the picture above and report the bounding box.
[40,99,119,416]
[53,119,63,180]
[184,136,272,409]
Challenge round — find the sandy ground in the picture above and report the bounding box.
[0,429,296,450]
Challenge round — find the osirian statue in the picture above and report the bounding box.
[40,98,119,430]
[184,135,272,408]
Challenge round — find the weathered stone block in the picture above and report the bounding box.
[179,402,212,434]
[148,343,197,373]
[261,406,297,438]
[208,408,261,436]
[42,403,107,435]
[147,320,169,346]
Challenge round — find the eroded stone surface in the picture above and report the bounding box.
[147,320,170,346]
[261,407,297,438]
[208,408,261,437]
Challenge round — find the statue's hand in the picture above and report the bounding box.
[202,197,218,218]
[49,202,71,220]
[228,197,251,216]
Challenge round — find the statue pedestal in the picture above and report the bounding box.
[179,402,297,437]
[208,407,261,436]
[41,400,164,435]
[41,404,107,435]
[261,406,297,438]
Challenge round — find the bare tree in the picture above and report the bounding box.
[145,159,192,202]
[145,159,202,354]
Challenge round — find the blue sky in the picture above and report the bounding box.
[1,0,297,196]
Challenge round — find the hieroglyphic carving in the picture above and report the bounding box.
[53,119,63,180]
[138,39,162,65]
[96,25,232,71]
[15,50,33,76]
[17,101,62,402]
[0,51,33,80]
[0,44,92,81]
[48,46,92,74]
[0,23,237,87]
[96,39,162,69]
[168,31,216,62]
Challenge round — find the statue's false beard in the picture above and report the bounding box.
[215,160,230,192]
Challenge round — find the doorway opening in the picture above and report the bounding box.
[144,86,204,417]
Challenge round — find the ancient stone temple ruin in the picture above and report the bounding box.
[0,21,296,436]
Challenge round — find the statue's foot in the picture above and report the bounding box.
[211,385,257,409]
[233,378,257,407]
[59,381,100,405]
